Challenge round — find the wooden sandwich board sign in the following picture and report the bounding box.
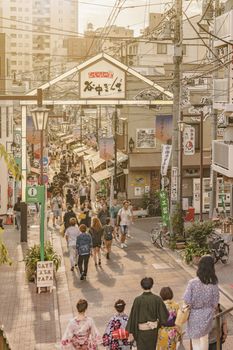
[36,261,53,294]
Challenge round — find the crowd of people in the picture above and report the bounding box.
[60,256,227,350]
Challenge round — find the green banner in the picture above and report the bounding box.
[159,190,170,226]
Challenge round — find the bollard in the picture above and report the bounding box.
[20,202,27,242]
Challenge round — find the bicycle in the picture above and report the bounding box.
[208,232,230,264]
[150,223,170,248]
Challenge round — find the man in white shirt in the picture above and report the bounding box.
[117,200,133,249]
[65,217,80,271]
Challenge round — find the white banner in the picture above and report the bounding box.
[171,167,178,201]
[79,59,126,99]
[183,125,195,155]
[161,144,172,176]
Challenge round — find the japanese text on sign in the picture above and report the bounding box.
[161,144,172,176]
[37,261,53,288]
[80,59,126,99]
[183,125,195,155]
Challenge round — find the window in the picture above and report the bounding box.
[157,43,167,54]
[10,7,16,11]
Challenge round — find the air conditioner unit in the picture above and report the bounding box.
[212,140,233,177]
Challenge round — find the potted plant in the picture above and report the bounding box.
[183,221,213,264]
[24,242,61,282]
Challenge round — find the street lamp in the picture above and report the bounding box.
[129,137,135,153]
[80,108,85,144]
[31,106,49,261]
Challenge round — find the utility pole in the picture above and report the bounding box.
[209,0,220,218]
[171,0,183,214]
[114,107,118,198]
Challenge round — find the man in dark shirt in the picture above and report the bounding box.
[76,224,93,280]
[63,205,78,230]
[126,277,169,350]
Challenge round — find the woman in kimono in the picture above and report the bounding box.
[61,299,100,349]
[103,299,131,350]
[157,287,181,350]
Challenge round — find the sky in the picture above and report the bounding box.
[78,0,202,35]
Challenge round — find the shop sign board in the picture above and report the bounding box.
[37,261,53,291]
[171,167,178,201]
[159,190,170,226]
[161,144,172,176]
[79,59,126,99]
[183,125,195,155]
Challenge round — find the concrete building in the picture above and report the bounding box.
[64,23,134,62]
[211,0,233,215]
[0,0,78,84]
[0,32,14,215]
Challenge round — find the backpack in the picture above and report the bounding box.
[103,225,113,241]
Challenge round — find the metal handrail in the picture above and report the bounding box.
[0,326,11,350]
[189,306,233,350]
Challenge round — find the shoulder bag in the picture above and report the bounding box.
[175,303,190,327]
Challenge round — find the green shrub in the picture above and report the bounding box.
[24,241,61,282]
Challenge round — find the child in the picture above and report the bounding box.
[103,218,115,260]
[208,304,228,350]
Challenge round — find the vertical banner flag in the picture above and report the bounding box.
[171,167,178,201]
[183,125,195,155]
[99,137,114,161]
[159,190,170,226]
[161,144,172,176]
[155,115,173,143]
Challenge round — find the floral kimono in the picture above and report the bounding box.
[157,300,181,350]
[103,313,131,350]
[61,316,100,349]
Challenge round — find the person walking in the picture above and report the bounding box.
[76,224,93,280]
[117,201,133,249]
[183,255,219,350]
[126,277,169,350]
[80,200,92,228]
[208,304,228,350]
[98,203,109,226]
[79,181,88,205]
[103,299,131,350]
[89,217,103,267]
[66,188,74,207]
[13,197,21,230]
[61,299,100,349]
[157,287,181,350]
[51,192,63,227]
[103,218,115,260]
[65,218,80,272]
[63,205,78,230]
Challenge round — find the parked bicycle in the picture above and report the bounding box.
[150,223,170,248]
[208,231,230,264]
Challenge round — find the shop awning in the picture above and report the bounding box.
[91,167,114,183]
[116,151,128,164]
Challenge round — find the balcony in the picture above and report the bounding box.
[212,140,233,177]
[214,10,233,47]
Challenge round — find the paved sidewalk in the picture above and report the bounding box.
[1,217,233,350]
[0,225,60,350]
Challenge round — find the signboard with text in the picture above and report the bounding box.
[37,261,53,291]
[183,125,195,155]
[161,144,172,176]
[159,190,170,226]
[79,59,126,99]
[171,167,178,201]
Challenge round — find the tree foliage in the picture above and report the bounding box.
[0,143,22,180]
[0,229,12,266]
